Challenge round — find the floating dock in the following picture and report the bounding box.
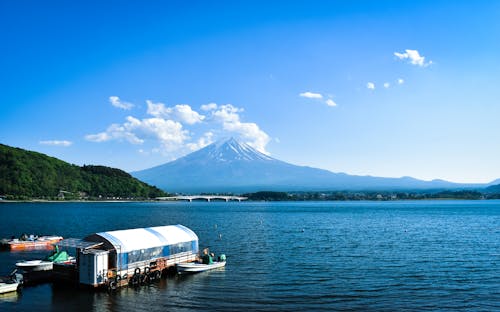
[53,224,199,290]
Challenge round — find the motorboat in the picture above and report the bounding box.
[1,235,63,250]
[0,270,22,294]
[0,281,19,294]
[15,259,54,272]
[176,260,226,274]
[16,247,74,272]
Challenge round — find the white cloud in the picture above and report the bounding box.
[200,103,218,111]
[84,132,109,142]
[383,82,390,89]
[146,100,172,117]
[367,82,375,90]
[85,116,189,152]
[397,78,404,85]
[300,91,337,107]
[85,121,143,144]
[109,96,134,110]
[325,99,337,107]
[130,117,188,151]
[394,49,432,67]
[39,140,73,147]
[174,104,205,125]
[186,131,214,151]
[146,100,204,125]
[210,104,270,153]
[299,91,323,99]
[88,99,270,156]
[211,104,243,124]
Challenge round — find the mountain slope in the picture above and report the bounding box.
[132,138,481,193]
[484,183,500,193]
[0,143,166,199]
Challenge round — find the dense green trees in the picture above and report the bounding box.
[0,144,167,200]
[243,191,290,201]
[243,189,496,201]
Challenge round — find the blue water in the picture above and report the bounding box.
[0,200,499,311]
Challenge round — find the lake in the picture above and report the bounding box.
[0,200,499,311]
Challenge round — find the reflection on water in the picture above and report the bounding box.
[0,291,21,304]
[0,201,499,311]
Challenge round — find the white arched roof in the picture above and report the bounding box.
[94,224,198,253]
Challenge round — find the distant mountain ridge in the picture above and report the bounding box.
[132,138,491,193]
[484,183,500,193]
[0,143,166,199]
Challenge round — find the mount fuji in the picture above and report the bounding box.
[131,138,479,193]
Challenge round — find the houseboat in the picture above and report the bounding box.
[53,224,199,290]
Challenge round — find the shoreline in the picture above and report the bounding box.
[0,199,153,203]
[1,198,498,203]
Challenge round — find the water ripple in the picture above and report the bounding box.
[0,200,499,311]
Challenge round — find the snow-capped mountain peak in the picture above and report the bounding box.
[200,137,274,163]
[132,137,473,193]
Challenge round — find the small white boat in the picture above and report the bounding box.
[15,248,74,272]
[0,281,19,294]
[16,260,54,272]
[176,261,226,274]
[0,270,22,294]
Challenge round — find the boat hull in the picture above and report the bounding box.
[176,261,226,274]
[1,236,63,251]
[16,260,54,272]
[0,282,19,294]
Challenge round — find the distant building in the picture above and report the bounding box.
[58,190,73,199]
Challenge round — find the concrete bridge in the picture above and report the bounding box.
[156,195,248,202]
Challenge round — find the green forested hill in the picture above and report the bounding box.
[0,144,167,200]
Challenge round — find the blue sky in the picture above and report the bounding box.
[1,0,499,183]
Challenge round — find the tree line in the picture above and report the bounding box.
[0,144,167,200]
[243,190,500,201]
